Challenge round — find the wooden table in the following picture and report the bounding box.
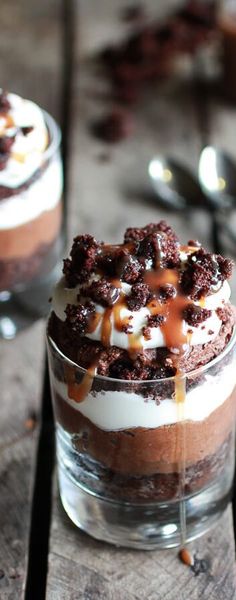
[1,1,236,598]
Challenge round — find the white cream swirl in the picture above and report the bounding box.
[52,275,231,349]
[0,92,48,188]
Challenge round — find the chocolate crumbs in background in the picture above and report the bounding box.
[89,0,217,144]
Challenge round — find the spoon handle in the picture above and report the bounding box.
[211,212,223,254]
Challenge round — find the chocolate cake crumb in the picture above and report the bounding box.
[65,301,95,335]
[0,153,9,170]
[63,234,100,286]
[124,220,179,244]
[183,304,212,326]
[143,314,165,339]
[120,4,145,23]
[143,327,151,340]
[82,278,120,307]
[91,108,133,143]
[188,239,201,247]
[126,282,150,310]
[158,283,177,303]
[181,248,233,299]
[0,90,11,113]
[117,252,143,283]
[21,125,34,136]
[138,231,180,269]
[0,135,15,154]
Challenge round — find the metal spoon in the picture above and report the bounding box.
[198,146,236,210]
[148,156,204,211]
[148,155,225,254]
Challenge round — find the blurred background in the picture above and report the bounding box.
[2,0,236,296]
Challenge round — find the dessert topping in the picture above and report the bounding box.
[181,248,233,299]
[0,90,11,113]
[126,283,150,311]
[183,304,212,326]
[63,234,100,286]
[81,278,120,307]
[65,301,95,335]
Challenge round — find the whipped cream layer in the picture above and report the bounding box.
[0,92,48,188]
[52,359,236,430]
[0,155,63,229]
[52,276,231,349]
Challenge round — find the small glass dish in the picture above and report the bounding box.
[0,111,64,338]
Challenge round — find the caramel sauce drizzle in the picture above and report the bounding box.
[66,363,98,404]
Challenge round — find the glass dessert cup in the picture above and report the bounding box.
[0,111,63,339]
[47,328,236,550]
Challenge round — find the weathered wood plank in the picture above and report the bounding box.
[0,1,62,597]
[47,497,236,600]
[46,1,236,599]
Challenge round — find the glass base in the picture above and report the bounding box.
[58,464,231,550]
[0,261,62,339]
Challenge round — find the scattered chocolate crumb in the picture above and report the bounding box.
[0,90,11,113]
[187,329,193,334]
[143,314,165,338]
[65,301,95,335]
[126,282,150,310]
[82,278,120,307]
[188,239,201,247]
[120,4,145,23]
[147,314,165,327]
[158,283,177,303]
[121,320,133,333]
[143,326,151,340]
[21,125,34,136]
[63,234,100,286]
[179,547,194,567]
[208,329,214,335]
[124,221,179,244]
[181,248,233,299]
[0,153,9,170]
[183,304,212,326]
[0,135,15,154]
[90,108,133,143]
[138,231,180,269]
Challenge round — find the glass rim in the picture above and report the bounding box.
[46,324,236,384]
[42,109,61,160]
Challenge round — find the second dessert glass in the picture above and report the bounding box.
[0,101,63,339]
[47,326,236,549]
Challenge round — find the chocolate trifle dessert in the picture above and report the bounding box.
[48,221,236,546]
[0,90,62,291]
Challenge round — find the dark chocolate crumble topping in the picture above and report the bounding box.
[181,248,233,299]
[65,301,95,334]
[81,278,120,307]
[63,234,101,287]
[126,283,150,311]
[183,304,212,326]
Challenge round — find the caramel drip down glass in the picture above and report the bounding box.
[47,328,236,549]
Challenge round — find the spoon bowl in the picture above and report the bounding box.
[148,156,205,210]
[199,146,236,210]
